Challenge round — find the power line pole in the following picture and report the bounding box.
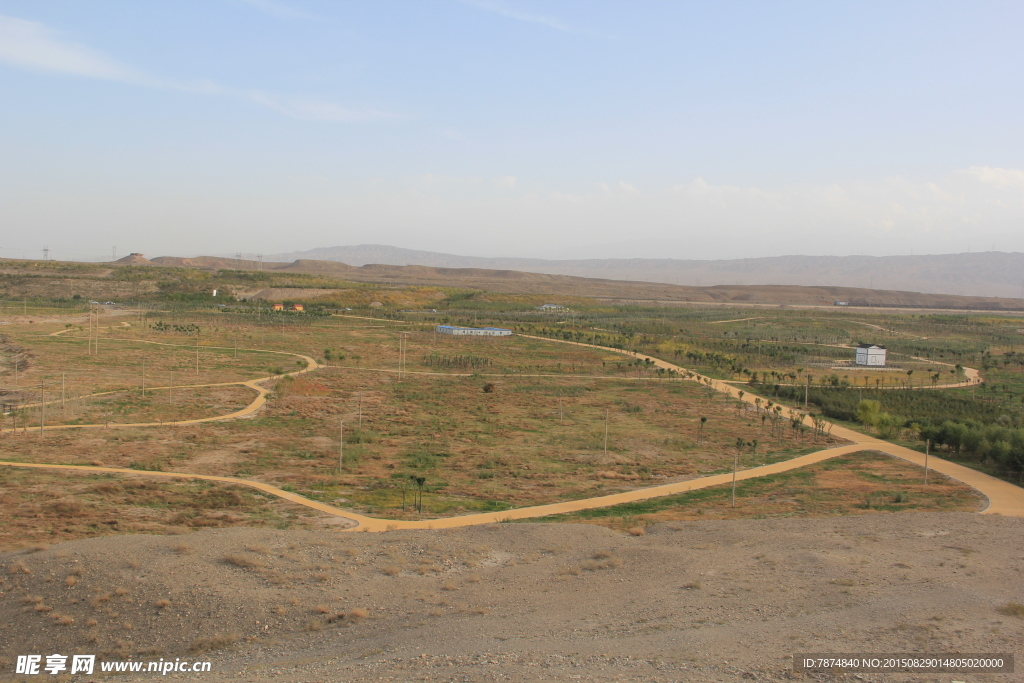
[142,354,146,397]
[604,409,609,456]
[39,378,46,438]
[339,420,344,471]
[924,439,930,485]
[731,441,741,507]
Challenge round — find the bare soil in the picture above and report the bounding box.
[1,513,1021,682]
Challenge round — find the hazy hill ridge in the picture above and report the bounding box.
[263,245,1024,299]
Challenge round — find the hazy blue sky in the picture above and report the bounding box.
[1,1,1023,261]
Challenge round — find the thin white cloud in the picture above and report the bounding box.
[246,90,400,122]
[233,0,330,23]
[0,15,146,83]
[964,166,1024,190]
[460,0,574,32]
[0,13,392,122]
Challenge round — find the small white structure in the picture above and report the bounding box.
[855,344,887,366]
[435,325,512,337]
[538,303,565,311]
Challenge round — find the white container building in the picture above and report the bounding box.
[855,344,887,366]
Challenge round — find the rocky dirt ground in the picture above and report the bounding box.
[1,512,1022,682]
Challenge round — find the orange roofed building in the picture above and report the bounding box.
[272,303,284,311]
[292,303,304,312]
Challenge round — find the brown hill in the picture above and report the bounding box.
[267,244,1024,298]
[112,253,152,265]
[141,256,1024,311]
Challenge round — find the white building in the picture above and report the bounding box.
[855,344,887,366]
[435,325,512,337]
[538,303,565,311]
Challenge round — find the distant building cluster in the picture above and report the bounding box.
[538,303,566,311]
[272,303,304,312]
[435,325,512,337]
[855,344,886,366]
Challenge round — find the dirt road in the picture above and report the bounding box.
[2,332,1021,530]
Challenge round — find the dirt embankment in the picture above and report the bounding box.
[1,513,1021,682]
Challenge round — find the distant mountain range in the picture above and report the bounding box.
[263,245,1024,299]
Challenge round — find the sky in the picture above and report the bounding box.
[1,0,1023,262]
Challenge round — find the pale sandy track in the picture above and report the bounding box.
[1,336,319,432]
[2,332,1021,531]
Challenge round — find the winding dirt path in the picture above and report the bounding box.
[2,332,1021,531]
[1,337,319,432]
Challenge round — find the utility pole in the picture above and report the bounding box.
[39,378,45,438]
[142,354,146,397]
[168,372,173,405]
[339,420,344,471]
[357,394,362,430]
[195,333,200,376]
[604,409,609,456]
[61,371,66,415]
[804,374,809,407]
[924,439,930,485]
[731,453,739,507]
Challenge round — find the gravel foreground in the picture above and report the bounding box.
[1,512,1022,683]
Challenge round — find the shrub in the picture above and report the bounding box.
[997,602,1024,618]
[223,553,264,569]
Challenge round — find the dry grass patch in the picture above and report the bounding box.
[155,599,171,608]
[64,576,78,587]
[579,552,622,571]
[190,634,238,652]
[381,565,400,576]
[223,553,265,569]
[997,602,1024,618]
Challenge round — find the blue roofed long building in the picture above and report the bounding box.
[435,325,513,337]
